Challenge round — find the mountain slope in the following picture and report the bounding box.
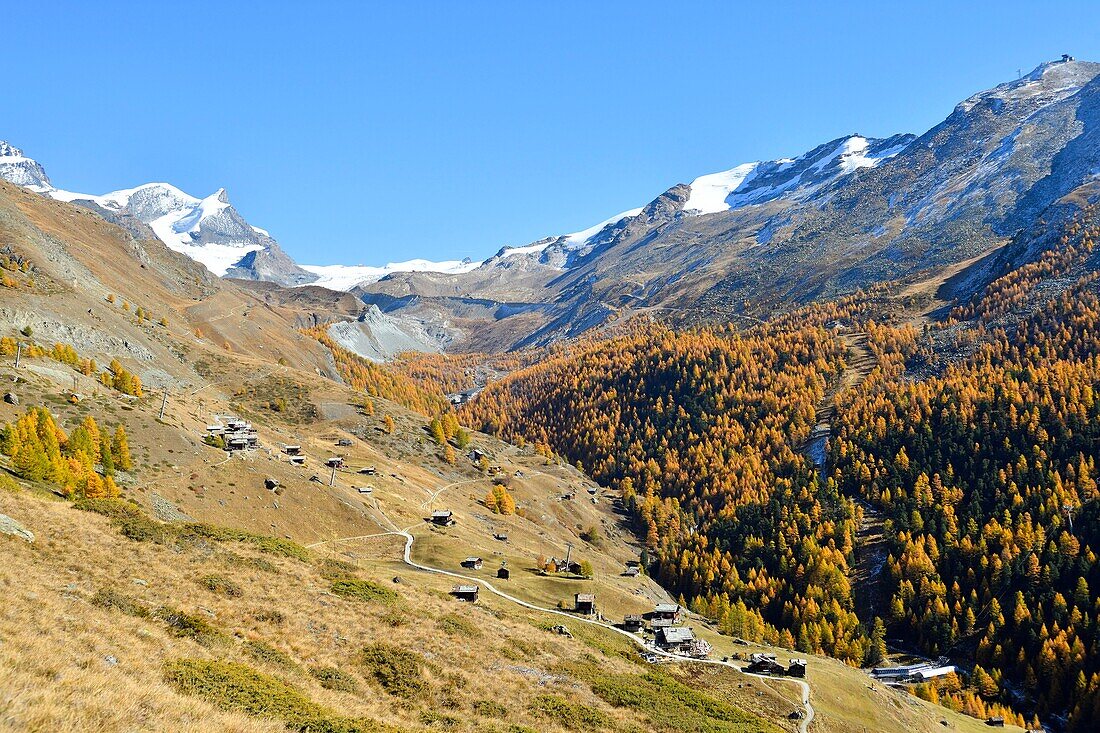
[0,144,316,286]
[362,58,1100,352]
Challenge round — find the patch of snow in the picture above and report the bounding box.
[497,207,644,260]
[683,163,760,214]
[301,259,480,291]
[562,207,644,245]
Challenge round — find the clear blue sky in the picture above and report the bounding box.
[6,1,1100,265]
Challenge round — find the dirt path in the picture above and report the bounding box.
[851,500,888,621]
[314,484,816,731]
[805,331,875,468]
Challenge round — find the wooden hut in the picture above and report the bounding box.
[574,593,596,615]
[451,584,479,602]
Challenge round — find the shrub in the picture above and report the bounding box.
[0,472,20,492]
[528,695,612,730]
[244,640,296,669]
[200,573,243,598]
[164,658,323,723]
[330,578,398,604]
[472,699,508,718]
[155,607,227,647]
[438,613,480,637]
[359,644,427,698]
[177,523,310,562]
[91,588,150,618]
[75,498,167,542]
[221,551,278,574]
[309,665,359,693]
[253,608,286,625]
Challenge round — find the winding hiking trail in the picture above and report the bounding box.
[804,331,887,623]
[310,492,815,731]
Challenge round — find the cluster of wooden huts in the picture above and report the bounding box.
[206,418,258,452]
[744,653,806,677]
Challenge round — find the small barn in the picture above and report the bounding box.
[336,438,353,447]
[430,510,455,526]
[451,584,479,602]
[359,465,377,475]
[325,457,344,468]
[787,658,807,677]
[652,603,684,624]
[283,445,301,456]
[986,717,1005,727]
[623,615,644,632]
[497,565,510,580]
[656,626,695,652]
[493,532,508,541]
[461,557,483,570]
[574,593,596,615]
[289,455,306,466]
[622,566,640,577]
[356,486,373,494]
[745,653,786,675]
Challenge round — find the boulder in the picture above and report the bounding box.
[3,392,17,405]
[0,513,34,542]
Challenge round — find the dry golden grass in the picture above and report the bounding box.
[0,486,789,733]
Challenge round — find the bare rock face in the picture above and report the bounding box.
[0,513,34,543]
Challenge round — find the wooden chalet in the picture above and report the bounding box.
[652,603,684,624]
[787,658,807,677]
[461,557,483,570]
[325,456,344,468]
[745,653,786,675]
[282,445,301,456]
[574,593,596,615]
[623,614,644,632]
[430,510,455,526]
[497,566,510,580]
[451,584,479,602]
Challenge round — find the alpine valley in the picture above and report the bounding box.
[1,56,1100,733]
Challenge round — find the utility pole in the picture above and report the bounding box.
[330,463,337,487]
[1064,503,1077,534]
[564,541,574,568]
[13,342,21,369]
[159,390,169,420]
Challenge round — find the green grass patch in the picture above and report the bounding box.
[177,523,310,562]
[330,578,398,604]
[308,665,359,693]
[244,639,297,669]
[164,659,395,733]
[199,573,243,598]
[528,694,613,730]
[74,498,167,542]
[154,606,227,647]
[569,664,781,733]
[359,644,428,698]
[91,588,150,618]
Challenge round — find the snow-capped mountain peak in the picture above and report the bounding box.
[0,141,52,190]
